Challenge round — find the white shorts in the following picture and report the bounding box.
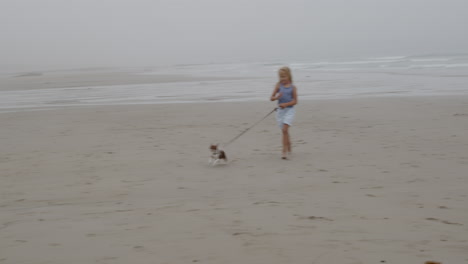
[276,107,296,129]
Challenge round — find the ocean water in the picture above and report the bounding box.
[1,54,468,112]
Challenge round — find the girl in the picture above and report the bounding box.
[270,66,298,159]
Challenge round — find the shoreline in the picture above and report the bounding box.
[2,66,467,113]
[1,93,467,114]
[0,71,258,91]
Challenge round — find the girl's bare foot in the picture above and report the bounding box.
[282,152,287,159]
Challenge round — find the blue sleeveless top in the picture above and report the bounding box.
[278,83,294,108]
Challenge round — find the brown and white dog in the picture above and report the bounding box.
[209,144,227,166]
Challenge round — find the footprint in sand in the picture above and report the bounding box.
[297,215,333,221]
[360,186,383,189]
[426,218,463,226]
[232,232,250,236]
[96,256,118,263]
[407,178,425,183]
[125,226,151,231]
[133,245,144,250]
[253,201,280,206]
[232,230,271,237]
[115,209,133,213]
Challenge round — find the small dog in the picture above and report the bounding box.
[209,144,227,166]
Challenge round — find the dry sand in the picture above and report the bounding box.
[1,96,468,263]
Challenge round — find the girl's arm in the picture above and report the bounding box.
[279,85,298,108]
[270,83,282,101]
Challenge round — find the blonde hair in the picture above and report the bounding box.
[278,66,293,83]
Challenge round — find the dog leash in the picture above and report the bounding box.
[224,107,277,147]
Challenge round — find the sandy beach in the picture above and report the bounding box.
[1,96,467,263]
[2,0,468,262]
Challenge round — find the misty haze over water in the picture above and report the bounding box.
[2,0,468,72]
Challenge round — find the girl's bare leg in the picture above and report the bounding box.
[282,124,290,159]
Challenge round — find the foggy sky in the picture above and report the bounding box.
[1,0,468,70]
